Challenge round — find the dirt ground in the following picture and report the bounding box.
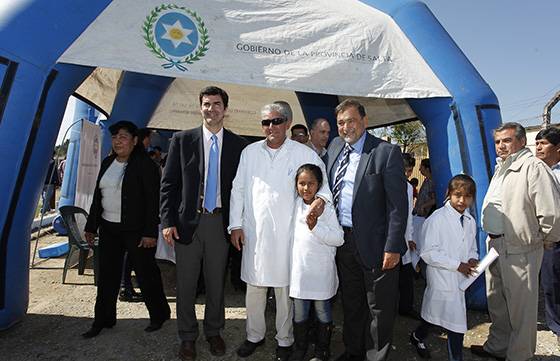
[0,229,558,361]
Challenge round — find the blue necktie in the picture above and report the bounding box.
[204,134,218,212]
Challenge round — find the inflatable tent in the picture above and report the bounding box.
[0,0,500,329]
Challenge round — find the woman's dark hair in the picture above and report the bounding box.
[295,163,323,189]
[447,174,476,197]
[108,120,146,156]
[108,120,138,136]
[420,158,430,171]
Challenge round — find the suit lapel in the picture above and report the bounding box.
[352,133,375,203]
[193,126,204,177]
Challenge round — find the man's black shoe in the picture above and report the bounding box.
[275,345,292,361]
[82,324,113,339]
[119,288,143,303]
[410,332,431,359]
[236,339,265,357]
[470,345,505,361]
[144,314,170,332]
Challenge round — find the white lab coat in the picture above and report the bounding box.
[229,139,331,287]
[289,198,344,300]
[419,201,478,333]
[402,183,418,266]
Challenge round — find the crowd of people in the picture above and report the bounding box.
[80,85,560,361]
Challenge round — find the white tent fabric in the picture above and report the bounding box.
[59,0,450,99]
[74,68,417,135]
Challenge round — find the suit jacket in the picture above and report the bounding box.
[85,150,161,238]
[325,133,408,269]
[160,126,248,245]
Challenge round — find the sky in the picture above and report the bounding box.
[422,0,560,127]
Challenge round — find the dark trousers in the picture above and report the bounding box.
[336,231,399,361]
[93,220,170,328]
[175,213,229,341]
[120,252,133,290]
[398,262,415,313]
[542,243,560,335]
[415,318,464,361]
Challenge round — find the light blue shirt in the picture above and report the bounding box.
[336,132,366,227]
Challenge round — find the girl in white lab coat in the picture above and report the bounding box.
[289,164,344,361]
[410,174,479,361]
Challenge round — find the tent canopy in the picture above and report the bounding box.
[60,0,450,101]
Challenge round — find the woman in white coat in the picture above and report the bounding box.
[410,175,479,361]
[290,164,344,361]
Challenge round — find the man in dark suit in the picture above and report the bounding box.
[160,86,247,361]
[325,99,408,361]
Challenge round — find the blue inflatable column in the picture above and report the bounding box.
[0,0,112,329]
[0,63,93,329]
[101,72,174,157]
[366,0,502,309]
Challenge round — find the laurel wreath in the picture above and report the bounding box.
[142,4,210,71]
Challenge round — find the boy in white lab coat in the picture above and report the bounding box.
[410,174,479,361]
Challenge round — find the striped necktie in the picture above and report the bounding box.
[333,143,353,209]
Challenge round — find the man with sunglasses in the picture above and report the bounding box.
[229,102,331,361]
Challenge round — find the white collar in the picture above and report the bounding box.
[202,125,224,143]
[444,201,472,222]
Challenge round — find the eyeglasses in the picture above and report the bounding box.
[261,117,287,127]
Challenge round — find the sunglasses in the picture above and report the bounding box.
[261,117,287,127]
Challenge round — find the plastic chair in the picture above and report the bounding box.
[59,205,99,285]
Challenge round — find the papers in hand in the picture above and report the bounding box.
[459,247,499,291]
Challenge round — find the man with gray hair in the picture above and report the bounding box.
[471,122,560,361]
[229,101,331,361]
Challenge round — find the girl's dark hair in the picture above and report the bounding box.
[447,174,476,197]
[295,163,323,189]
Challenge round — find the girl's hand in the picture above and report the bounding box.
[467,258,479,267]
[457,262,476,277]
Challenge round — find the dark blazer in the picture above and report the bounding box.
[160,126,247,245]
[85,150,161,238]
[325,133,408,269]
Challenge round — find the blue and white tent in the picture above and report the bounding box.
[0,0,500,329]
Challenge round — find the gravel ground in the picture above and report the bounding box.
[0,230,558,361]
